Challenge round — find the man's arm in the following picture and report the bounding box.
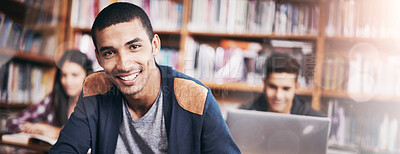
[201,91,241,153]
[49,93,92,153]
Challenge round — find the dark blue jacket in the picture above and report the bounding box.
[49,65,240,154]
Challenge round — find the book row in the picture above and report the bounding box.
[0,12,56,57]
[323,47,400,98]
[70,0,182,31]
[327,99,400,153]
[184,37,315,89]
[0,62,54,104]
[24,0,62,26]
[189,0,319,35]
[325,0,400,38]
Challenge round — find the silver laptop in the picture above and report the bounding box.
[227,109,331,154]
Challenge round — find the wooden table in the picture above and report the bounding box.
[0,133,51,154]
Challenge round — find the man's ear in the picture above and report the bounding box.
[263,78,267,91]
[95,49,103,67]
[295,82,300,90]
[151,34,161,57]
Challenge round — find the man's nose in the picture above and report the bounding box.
[117,52,133,72]
[276,89,284,99]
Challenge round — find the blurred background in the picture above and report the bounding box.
[0,0,400,153]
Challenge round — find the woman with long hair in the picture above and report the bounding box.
[6,50,93,139]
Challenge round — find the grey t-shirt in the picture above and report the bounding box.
[115,92,168,154]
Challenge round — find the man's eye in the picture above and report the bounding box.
[103,50,115,57]
[130,45,140,50]
[283,87,291,91]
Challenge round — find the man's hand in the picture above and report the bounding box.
[21,122,61,139]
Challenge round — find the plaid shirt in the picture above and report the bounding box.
[6,95,55,133]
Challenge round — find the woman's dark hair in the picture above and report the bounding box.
[52,50,92,127]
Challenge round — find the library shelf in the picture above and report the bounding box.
[203,81,263,92]
[72,27,91,33]
[328,143,359,153]
[72,27,181,35]
[0,48,55,66]
[0,0,26,23]
[296,89,314,96]
[360,146,400,154]
[26,24,58,32]
[203,81,313,95]
[0,0,56,24]
[325,36,400,42]
[188,32,318,40]
[321,91,400,103]
[0,103,30,109]
[154,30,181,35]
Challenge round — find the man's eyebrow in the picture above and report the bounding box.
[99,46,114,53]
[125,38,142,46]
[268,83,277,87]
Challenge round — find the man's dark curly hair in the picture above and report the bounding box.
[91,2,154,51]
[265,53,300,81]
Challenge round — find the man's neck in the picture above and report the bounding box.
[69,95,79,105]
[125,66,161,120]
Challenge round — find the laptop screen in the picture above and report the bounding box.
[227,109,331,154]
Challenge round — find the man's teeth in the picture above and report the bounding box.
[119,72,140,81]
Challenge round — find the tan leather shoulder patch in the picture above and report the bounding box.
[174,78,208,115]
[83,72,114,97]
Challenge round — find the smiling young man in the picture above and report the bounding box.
[49,2,240,154]
[243,53,325,117]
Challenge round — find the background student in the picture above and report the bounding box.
[242,53,325,117]
[6,50,93,139]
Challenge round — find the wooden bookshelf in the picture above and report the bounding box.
[0,0,26,23]
[72,27,181,35]
[0,103,30,109]
[203,81,313,95]
[189,32,318,40]
[155,30,181,35]
[13,52,56,66]
[25,24,58,32]
[322,91,400,103]
[0,48,55,66]
[325,36,400,43]
[71,27,91,34]
[360,146,400,154]
[203,82,263,92]
[0,0,68,109]
[296,89,314,96]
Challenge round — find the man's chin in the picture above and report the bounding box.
[270,105,287,113]
[122,91,140,96]
[119,88,142,95]
[116,85,143,96]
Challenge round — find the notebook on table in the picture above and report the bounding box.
[1,132,57,146]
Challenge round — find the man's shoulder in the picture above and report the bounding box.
[240,94,268,111]
[172,77,209,116]
[82,71,114,98]
[292,96,326,117]
[159,65,210,116]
